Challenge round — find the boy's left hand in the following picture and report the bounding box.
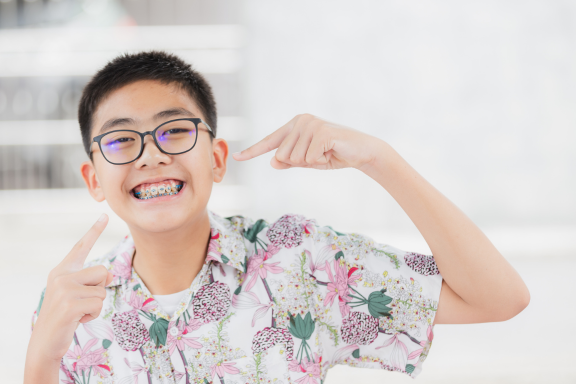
[232,113,383,170]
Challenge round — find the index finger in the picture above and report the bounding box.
[232,123,292,161]
[60,213,109,272]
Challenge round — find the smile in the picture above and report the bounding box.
[132,179,184,200]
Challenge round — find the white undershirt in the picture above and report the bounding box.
[152,288,188,318]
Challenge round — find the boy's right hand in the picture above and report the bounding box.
[28,213,114,364]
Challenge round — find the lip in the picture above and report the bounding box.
[129,176,185,191]
[130,182,186,203]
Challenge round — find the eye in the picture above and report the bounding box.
[166,128,189,134]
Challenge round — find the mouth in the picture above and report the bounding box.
[131,179,184,201]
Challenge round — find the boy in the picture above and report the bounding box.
[24,50,530,384]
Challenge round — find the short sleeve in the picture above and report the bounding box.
[303,220,443,379]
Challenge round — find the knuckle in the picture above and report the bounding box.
[91,298,104,313]
[47,269,59,282]
[289,153,302,164]
[74,238,85,251]
[52,274,65,286]
[97,265,108,277]
[96,286,107,300]
[275,151,287,162]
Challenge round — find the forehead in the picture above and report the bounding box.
[91,79,203,139]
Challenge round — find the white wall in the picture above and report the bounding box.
[238,0,576,257]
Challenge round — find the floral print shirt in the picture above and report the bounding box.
[31,211,443,384]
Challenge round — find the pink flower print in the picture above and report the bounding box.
[291,353,322,384]
[64,338,105,374]
[302,219,316,236]
[231,291,272,326]
[185,318,203,333]
[111,310,151,351]
[192,282,231,323]
[376,333,408,371]
[408,325,435,361]
[267,242,280,256]
[83,319,114,342]
[309,245,340,274]
[126,290,157,313]
[244,249,284,291]
[166,320,203,356]
[323,260,353,317]
[111,251,133,281]
[59,361,75,384]
[210,361,240,379]
[206,234,223,264]
[340,311,379,345]
[173,369,186,384]
[122,357,148,384]
[90,360,111,378]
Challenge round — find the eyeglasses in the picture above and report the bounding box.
[91,118,214,165]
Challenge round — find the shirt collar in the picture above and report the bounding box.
[102,210,249,288]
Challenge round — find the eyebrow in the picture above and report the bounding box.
[98,107,196,135]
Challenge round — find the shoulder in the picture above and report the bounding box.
[226,212,317,249]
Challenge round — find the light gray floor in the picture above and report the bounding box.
[1,192,575,383]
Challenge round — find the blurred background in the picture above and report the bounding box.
[0,0,575,383]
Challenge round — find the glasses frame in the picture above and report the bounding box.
[91,117,214,165]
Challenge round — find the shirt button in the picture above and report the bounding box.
[169,326,179,336]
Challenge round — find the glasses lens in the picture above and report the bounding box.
[100,130,142,164]
[155,119,199,154]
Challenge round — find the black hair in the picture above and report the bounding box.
[78,50,217,157]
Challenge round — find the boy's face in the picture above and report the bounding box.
[80,79,228,233]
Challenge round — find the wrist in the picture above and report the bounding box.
[24,343,61,384]
[357,139,399,178]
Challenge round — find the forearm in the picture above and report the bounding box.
[359,139,530,319]
[24,330,61,384]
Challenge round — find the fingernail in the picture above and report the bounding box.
[98,213,107,222]
[232,152,241,156]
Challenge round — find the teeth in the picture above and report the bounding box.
[133,180,183,200]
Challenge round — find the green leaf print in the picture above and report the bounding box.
[149,317,169,347]
[352,349,360,359]
[132,283,141,291]
[288,312,315,340]
[288,312,316,363]
[326,225,347,236]
[244,219,268,243]
[334,251,344,260]
[221,254,230,264]
[405,364,415,374]
[349,287,393,319]
[240,255,249,274]
[102,339,112,349]
[234,285,242,295]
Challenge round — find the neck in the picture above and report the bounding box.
[128,210,211,295]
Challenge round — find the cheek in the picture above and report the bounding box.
[95,161,130,198]
[179,152,214,192]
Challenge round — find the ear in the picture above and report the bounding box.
[212,138,229,183]
[80,160,105,202]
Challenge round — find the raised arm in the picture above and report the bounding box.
[233,113,530,324]
[358,140,530,323]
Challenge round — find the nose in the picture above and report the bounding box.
[133,133,172,169]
